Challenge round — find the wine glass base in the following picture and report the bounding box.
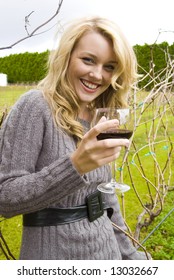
[115,183,130,193]
[97,182,130,194]
[97,182,115,194]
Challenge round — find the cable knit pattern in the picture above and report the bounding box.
[0,90,149,260]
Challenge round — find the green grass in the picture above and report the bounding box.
[140,190,174,260]
[0,216,22,260]
[0,86,174,260]
[0,85,32,114]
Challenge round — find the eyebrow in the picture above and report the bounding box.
[80,51,117,64]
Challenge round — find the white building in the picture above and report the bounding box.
[0,73,7,86]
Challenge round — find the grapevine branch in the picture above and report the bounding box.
[124,42,174,240]
[0,0,64,50]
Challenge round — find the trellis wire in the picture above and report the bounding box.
[140,207,174,246]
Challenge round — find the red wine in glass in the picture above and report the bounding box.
[97,129,133,140]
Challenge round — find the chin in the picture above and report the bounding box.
[79,91,101,103]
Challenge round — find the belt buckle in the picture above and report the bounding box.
[86,190,104,222]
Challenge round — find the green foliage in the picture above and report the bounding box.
[134,42,174,89]
[0,51,49,84]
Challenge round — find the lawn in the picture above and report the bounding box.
[0,85,32,112]
[0,86,174,260]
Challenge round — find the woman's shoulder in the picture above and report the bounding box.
[12,89,51,117]
[1,89,52,129]
[16,89,48,109]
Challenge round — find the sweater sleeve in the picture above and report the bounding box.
[104,193,151,260]
[0,91,87,218]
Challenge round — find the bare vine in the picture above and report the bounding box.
[119,31,174,241]
[0,0,64,50]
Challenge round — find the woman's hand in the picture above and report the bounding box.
[70,118,129,175]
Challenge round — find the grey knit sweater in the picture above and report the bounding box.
[0,90,149,260]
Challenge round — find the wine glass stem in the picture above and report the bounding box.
[111,160,117,183]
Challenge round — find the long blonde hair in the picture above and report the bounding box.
[38,16,138,142]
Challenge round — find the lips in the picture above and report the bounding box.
[80,79,100,91]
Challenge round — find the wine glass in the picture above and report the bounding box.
[92,108,133,194]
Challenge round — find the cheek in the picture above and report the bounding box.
[106,73,113,83]
[103,74,113,88]
[75,64,89,78]
[67,66,78,87]
[68,60,87,78]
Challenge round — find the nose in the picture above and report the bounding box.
[89,65,102,81]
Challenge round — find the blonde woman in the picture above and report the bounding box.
[0,17,151,260]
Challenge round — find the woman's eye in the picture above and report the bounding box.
[105,65,115,72]
[82,57,94,64]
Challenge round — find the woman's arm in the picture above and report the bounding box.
[0,92,87,217]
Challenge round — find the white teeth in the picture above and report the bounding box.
[82,80,98,89]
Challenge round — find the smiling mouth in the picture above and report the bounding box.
[80,79,100,90]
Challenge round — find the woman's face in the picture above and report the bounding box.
[67,31,116,110]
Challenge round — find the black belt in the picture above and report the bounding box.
[23,190,113,227]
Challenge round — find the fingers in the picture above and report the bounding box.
[85,119,119,140]
[97,151,121,167]
[93,146,122,167]
[98,138,129,149]
[96,146,121,161]
[97,116,107,124]
[71,118,130,175]
[82,118,129,150]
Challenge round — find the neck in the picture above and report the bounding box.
[79,105,92,122]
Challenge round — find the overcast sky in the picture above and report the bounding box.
[0,0,174,57]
